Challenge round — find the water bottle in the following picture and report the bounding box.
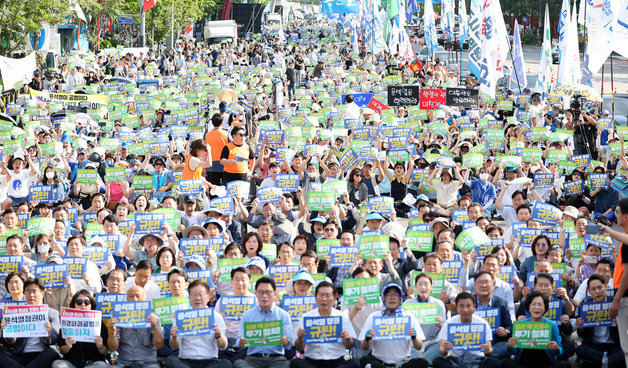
[344,348,352,361]
[602,351,608,368]
[110,350,118,365]
[365,364,372,368]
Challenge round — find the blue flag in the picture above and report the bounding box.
[510,21,527,88]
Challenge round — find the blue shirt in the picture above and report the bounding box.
[238,304,292,355]
[470,179,497,207]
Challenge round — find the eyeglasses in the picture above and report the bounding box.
[236,133,246,137]
[256,290,274,296]
[324,228,336,233]
[75,299,91,306]
[384,292,401,297]
[355,174,363,177]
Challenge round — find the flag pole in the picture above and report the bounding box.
[611,54,615,124]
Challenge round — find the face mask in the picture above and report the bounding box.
[45,172,54,179]
[307,172,318,179]
[479,173,489,181]
[106,160,114,167]
[37,244,49,254]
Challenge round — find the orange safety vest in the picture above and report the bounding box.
[224,142,250,174]
[614,242,624,290]
[205,129,228,162]
[182,155,203,180]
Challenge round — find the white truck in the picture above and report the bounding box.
[203,20,237,45]
[265,13,283,34]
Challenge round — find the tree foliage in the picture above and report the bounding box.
[0,0,72,56]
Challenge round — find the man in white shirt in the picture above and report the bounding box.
[528,93,545,127]
[343,95,360,121]
[124,260,162,301]
[165,280,231,368]
[433,292,500,368]
[359,283,428,368]
[293,281,359,368]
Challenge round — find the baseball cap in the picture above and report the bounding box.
[292,269,315,285]
[365,212,385,221]
[247,257,267,273]
[185,255,206,270]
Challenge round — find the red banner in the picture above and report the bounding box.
[419,88,446,110]
[367,97,389,114]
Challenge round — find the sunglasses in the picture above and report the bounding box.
[75,299,91,306]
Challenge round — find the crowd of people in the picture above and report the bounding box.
[0,19,626,368]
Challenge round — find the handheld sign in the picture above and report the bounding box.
[419,88,447,110]
[61,308,102,343]
[64,257,87,279]
[402,302,440,324]
[373,315,411,341]
[257,187,283,203]
[358,234,389,259]
[226,180,250,198]
[27,217,56,236]
[280,296,316,322]
[35,264,68,288]
[220,295,257,321]
[244,320,282,345]
[342,277,380,305]
[388,85,420,106]
[445,88,479,108]
[217,258,249,283]
[447,323,486,351]
[268,264,300,288]
[533,173,554,189]
[455,227,491,252]
[113,301,152,328]
[153,297,191,324]
[134,213,165,235]
[178,179,204,195]
[564,180,585,196]
[3,305,49,338]
[304,316,342,343]
[307,191,335,211]
[328,246,358,268]
[406,230,433,252]
[28,185,58,203]
[95,293,126,319]
[175,308,215,337]
[530,202,562,226]
[579,301,615,327]
[276,174,300,193]
[368,196,394,215]
[474,308,500,332]
[512,321,552,349]
[589,173,609,189]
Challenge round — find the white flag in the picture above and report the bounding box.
[70,0,87,22]
[510,21,527,88]
[536,4,553,94]
[479,0,507,97]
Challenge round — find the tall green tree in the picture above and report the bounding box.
[0,0,72,56]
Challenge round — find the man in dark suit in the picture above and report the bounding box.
[473,271,513,360]
[0,277,60,368]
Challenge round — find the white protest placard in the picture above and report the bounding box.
[3,304,49,338]
[61,307,102,343]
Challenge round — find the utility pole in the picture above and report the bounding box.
[140,0,146,46]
